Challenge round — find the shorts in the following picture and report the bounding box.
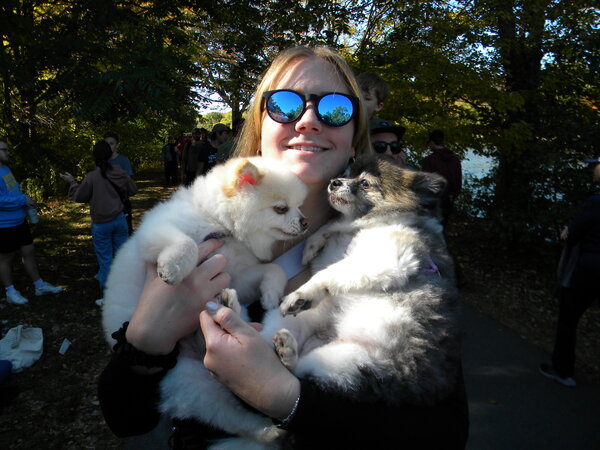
[0,221,33,253]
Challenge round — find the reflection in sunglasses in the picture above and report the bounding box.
[263,90,357,127]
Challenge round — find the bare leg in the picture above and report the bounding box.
[20,243,41,283]
[0,251,15,288]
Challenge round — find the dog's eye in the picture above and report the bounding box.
[273,205,289,214]
[359,179,370,189]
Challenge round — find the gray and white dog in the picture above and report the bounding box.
[261,154,462,407]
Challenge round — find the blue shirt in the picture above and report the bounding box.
[110,154,134,177]
[0,165,28,228]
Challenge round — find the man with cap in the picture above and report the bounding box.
[0,139,62,305]
[180,127,207,186]
[369,118,408,166]
[540,154,600,387]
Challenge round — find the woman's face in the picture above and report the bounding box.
[593,163,600,183]
[260,56,355,189]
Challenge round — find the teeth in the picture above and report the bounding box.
[287,146,325,152]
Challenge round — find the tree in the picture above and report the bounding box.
[348,0,600,242]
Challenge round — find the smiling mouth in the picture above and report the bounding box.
[286,145,328,152]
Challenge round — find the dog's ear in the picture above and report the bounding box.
[411,171,446,209]
[223,159,264,197]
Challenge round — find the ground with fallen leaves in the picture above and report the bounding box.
[0,165,597,448]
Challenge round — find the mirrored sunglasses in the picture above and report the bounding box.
[372,141,402,154]
[262,89,358,127]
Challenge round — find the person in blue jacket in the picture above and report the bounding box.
[540,155,600,387]
[0,139,62,305]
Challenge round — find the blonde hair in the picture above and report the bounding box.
[234,46,371,158]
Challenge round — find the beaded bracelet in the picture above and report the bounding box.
[111,321,179,370]
[271,392,301,430]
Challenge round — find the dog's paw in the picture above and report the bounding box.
[260,289,282,311]
[302,232,329,264]
[280,291,312,316]
[157,242,197,285]
[157,261,186,285]
[273,328,298,369]
[216,288,241,314]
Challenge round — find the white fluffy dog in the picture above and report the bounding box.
[101,157,309,447]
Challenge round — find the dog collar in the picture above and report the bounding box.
[203,232,229,241]
[419,257,440,276]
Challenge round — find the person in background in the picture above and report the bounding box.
[104,132,134,235]
[97,46,469,449]
[356,71,389,119]
[540,155,600,387]
[180,128,207,186]
[216,119,244,163]
[60,141,137,306]
[421,129,462,227]
[421,129,465,287]
[161,136,179,185]
[0,139,62,305]
[369,118,409,167]
[202,124,229,172]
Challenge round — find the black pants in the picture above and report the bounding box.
[552,267,598,377]
[164,161,178,185]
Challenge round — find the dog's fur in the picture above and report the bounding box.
[263,154,462,408]
[202,155,462,448]
[101,157,309,448]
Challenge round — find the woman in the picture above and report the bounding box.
[60,141,137,296]
[540,156,600,387]
[98,47,469,448]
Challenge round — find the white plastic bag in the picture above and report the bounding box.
[0,325,43,372]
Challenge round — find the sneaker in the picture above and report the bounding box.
[95,298,104,307]
[6,290,28,305]
[35,282,63,296]
[539,363,577,387]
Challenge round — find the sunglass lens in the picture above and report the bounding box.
[267,91,303,123]
[389,142,401,154]
[318,94,354,126]
[372,142,387,153]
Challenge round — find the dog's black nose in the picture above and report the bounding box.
[329,179,342,191]
[300,218,308,230]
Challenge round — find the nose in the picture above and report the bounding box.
[295,102,322,133]
[300,217,308,230]
[329,178,342,191]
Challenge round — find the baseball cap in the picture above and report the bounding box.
[369,118,406,140]
[212,123,231,133]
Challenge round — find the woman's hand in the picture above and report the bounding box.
[126,239,230,355]
[200,303,301,420]
[59,172,75,183]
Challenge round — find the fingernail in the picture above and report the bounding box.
[205,301,222,315]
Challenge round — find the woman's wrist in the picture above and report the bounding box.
[269,375,301,422]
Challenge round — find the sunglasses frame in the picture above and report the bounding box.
[262,89,359,127]
[372,140,403,155]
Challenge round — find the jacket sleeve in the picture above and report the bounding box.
[98,353,166,437]
[0,192,28,210]
[67,177,92,203]
[566,196,598,246]
[287,370,469,449]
